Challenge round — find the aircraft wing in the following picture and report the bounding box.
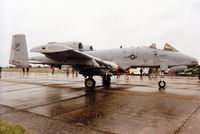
[30,44,118,68]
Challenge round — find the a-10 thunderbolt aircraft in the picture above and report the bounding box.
[9,34,198,89]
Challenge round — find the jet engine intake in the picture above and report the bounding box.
[65,42,93,51]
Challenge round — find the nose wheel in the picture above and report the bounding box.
[158,80,166,89]
[85,78,96,89]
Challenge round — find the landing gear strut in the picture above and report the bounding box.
[102,75,111,87]
[85,76,96,89]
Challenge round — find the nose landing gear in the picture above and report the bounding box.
[158,70,166,89]
[158,80,166,89]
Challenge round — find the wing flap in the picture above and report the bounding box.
[45,50,91,61]
[45,49,115,67]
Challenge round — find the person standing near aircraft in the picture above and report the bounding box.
[0,66,2,78]
[22,68,25,75]
[125,69,130,79]
[72,68,75,77]
[148,68,152,78]
[52,67,55,75]
[117,68,120,79]
[26,67,29,74]
[153,68,157,77]
[140,68,143,76]
[66,67,69,77]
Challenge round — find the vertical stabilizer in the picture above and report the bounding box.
[9,34,29,67]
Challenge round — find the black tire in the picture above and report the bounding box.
[85,78,96,89]
[103,81,111,87]
[158,80,166,88]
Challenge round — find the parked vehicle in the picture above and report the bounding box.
[129,68,149,75]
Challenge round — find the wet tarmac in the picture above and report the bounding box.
[0,72,200,134]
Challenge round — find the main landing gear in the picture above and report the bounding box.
[84,75,111,89]
[102,75,111,87]
[85,76,96,89]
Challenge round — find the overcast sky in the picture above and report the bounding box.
[1,0,200,66]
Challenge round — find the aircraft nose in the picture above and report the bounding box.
[190,58,198,65]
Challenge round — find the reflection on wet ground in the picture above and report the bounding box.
[0,72,200,134]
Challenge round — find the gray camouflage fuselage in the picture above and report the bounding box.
[30,46,198,71]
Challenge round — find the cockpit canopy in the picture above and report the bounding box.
[149,43,179,52]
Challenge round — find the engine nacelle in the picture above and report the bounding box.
[168,66,187,73]
[31,41,94,53]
